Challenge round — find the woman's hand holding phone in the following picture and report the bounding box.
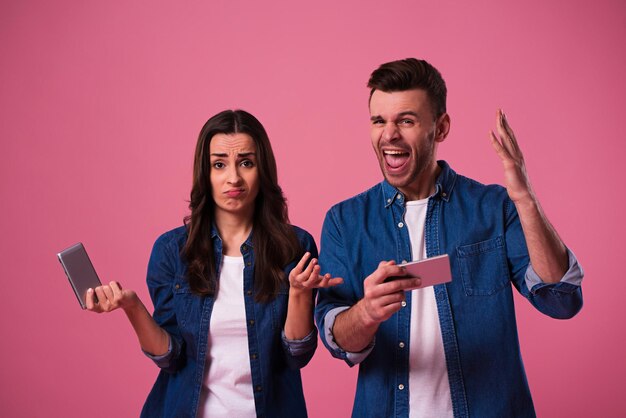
[85,281,139,314]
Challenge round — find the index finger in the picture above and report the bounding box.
[500,110,516,138]
[368,262,406,285]
[110,281,123,299]
[85,288,98,311]
[495,110,514,151]
[383,276,422,292]
[292,252,312,275]
[497,110,522,153]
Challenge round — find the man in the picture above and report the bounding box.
[315,58,583,418]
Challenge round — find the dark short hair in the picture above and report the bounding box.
[367,58,447,119]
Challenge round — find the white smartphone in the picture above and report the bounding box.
[396,254,452,287]
[57,242,102,309]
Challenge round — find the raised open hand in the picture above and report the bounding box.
[289,252,343,292]
[489,109,535,203]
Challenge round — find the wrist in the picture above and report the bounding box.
[288,287,313,305]
[121,293,142,315]
[513,194,539,211]
[354,300,378,329]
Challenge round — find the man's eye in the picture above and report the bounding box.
[400,119,414,125]
[372,119,384,125]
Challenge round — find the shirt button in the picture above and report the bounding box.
[246,290,253,296]
[442,192,447,197]
[398,384,405,390]
[246,261,251,267]
[251,353,258,359]
[241,245,248,252]
[174,284,180,290]
[401,301,407,307]
[399,342,405,348]
[398,222,404,228]
[387,198,391,203]
[249,320,255,326]
[401,260,408,264]
[255,385,263,392]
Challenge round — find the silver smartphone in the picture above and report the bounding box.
[57,242,102,309]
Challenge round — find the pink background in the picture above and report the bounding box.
[1,0,625,416]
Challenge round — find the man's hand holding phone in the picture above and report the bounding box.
[355,260,422,327]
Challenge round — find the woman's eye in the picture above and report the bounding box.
[212,162,225,169]
[241,160,255,168]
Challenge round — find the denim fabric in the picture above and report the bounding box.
[140,224,318,418]
[315,161,583,418]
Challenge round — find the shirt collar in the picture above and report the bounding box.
[210,223,255,248]
[382,160,457,207]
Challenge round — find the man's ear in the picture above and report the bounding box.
[435,113,451,142]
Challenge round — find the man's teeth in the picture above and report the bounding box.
[384,150,407,155]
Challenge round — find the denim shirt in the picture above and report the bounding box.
[315,161,584,418]
[140,224,318,418]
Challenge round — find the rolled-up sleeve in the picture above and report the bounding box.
[525,247,584,291]
[281,329,317,357]
[145,234,186,372]
[280,228,321,369]
[142,333,182,369]
[322,307,375,366]
[316,208,371,366]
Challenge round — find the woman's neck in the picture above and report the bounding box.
[214,210,253,256]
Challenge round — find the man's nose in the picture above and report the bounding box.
[382,122,399,142]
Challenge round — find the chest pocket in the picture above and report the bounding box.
[270,285,290,331]
[172,276,196,328]
[457,236,510,296]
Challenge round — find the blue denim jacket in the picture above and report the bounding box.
[315,161,583,418]
[140,224,317,418]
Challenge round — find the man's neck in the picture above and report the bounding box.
[400,163,441,201]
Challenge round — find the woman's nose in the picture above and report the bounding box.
[226,166,242,184]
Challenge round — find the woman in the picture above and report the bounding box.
[86,109,341,417]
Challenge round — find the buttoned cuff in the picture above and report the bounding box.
[281,329,317,357]
[142,334,176,367]
[526,248,584,294]
[324,307,375,365]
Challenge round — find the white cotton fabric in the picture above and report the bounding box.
[405,199,453,418]
[199,255,255,418]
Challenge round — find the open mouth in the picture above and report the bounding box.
[383,149,410,170]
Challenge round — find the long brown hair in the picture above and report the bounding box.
[183,109,301,302]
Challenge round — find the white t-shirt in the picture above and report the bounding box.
[405,199,453,418]
[198,255,256,418]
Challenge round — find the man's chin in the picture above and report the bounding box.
[382,173,409,189]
